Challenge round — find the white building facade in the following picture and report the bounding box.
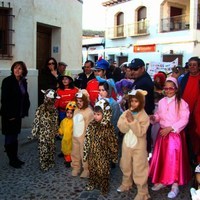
[102,0,200,67]
[0,0,82,128]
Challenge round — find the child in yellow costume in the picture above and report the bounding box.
[117,89,151,200]
[58,101,77,167]
[71,89,94,178]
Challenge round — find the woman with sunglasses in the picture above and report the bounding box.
[149,77,191,199]
[39,57,58,105]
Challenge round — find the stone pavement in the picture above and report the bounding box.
[0,129,192,200]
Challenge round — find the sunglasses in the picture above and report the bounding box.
[48,62,55,66]
[163,87,175,91]
[132,67,141,71]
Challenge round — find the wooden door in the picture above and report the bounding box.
[37,24,52,105]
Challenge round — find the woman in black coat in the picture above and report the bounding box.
[0,61,30,168]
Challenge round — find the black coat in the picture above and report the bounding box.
[74,72,95,89]
[0,75,30,135]
[132,72,155,115]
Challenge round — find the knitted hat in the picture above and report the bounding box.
[166,76,178,88]
[153,72,166,87]
[116,79,133,95]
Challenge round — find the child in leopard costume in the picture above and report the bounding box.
[32,89,59,171]
[83,99,118,195]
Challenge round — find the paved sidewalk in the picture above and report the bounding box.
[0,129,192,200]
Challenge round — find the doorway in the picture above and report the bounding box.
[37,24,52,105]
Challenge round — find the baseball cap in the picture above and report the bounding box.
[128,58,145,69]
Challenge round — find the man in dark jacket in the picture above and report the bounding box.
[74,60,95,89]
[129,58,155,153]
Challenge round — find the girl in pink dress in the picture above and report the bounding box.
[149,77,191,199]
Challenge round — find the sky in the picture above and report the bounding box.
[82,0,106,30]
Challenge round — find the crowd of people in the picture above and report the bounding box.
[1,56,200,199]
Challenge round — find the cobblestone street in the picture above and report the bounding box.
[0,129,192,200]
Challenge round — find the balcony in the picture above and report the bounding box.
[106,19,149,39]
[161,14,189,32]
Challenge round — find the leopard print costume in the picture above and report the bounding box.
[32,89,59,171]
[83,99,118,195]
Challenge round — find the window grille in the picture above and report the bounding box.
[0,7,14,59]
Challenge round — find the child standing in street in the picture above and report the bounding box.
[97,77,121,136]
[117,89,150,200]
[83,99,118,195]
[55,70,78,122]
[32,89,59,171]
[149,77,191,199]
[58,101,77,167]
[71,89,94,178]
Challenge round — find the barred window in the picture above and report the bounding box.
[0,8,14,59]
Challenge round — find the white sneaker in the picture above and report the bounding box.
[151,183,166,191]
[167,186,179,198]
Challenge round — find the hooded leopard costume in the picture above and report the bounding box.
[32,89,59,171]
[83,99,118,195]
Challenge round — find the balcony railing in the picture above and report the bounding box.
[127,19,149,36]
[106,19,149,39]
[161,14,189,32]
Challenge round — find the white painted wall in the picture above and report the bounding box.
[0,0,82,128]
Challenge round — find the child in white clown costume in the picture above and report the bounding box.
[117,89,150,200]
[71,89,94,178]
[58,101,77,167]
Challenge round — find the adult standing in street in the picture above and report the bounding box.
[129,58,155,153]
[74,60,95,89]
[180,56,200,167]
[38,57,58,105]
[57,61,68,79]
[0,61,30,168]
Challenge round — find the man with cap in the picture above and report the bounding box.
[129,58,155,153]
[57,62,68,79]
[86,58,116,107]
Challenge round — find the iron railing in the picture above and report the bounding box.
[161,14,189,32]
[106,19,149,39]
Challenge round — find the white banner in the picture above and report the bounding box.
[147,58,178,79]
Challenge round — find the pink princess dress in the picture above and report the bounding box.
[149,96,191,185]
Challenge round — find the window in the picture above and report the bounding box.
[137,7,147,34]
[116,12,124,37]
[0,8,14,58]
